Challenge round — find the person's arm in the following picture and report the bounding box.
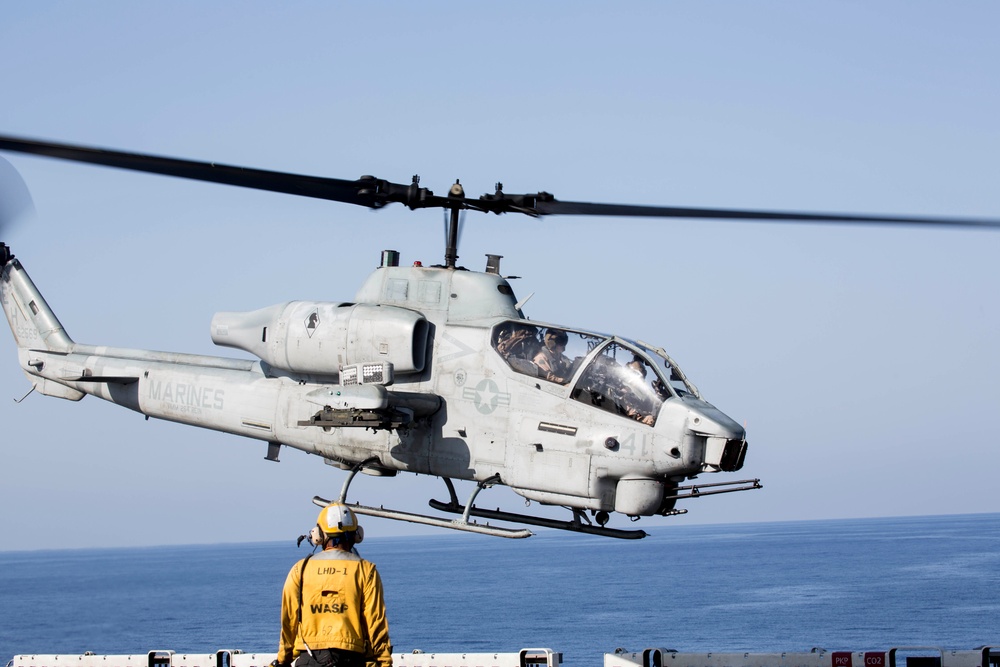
[363,564,393,667]
[277,562,303,664]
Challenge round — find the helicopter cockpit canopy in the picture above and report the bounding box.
[493,322,601,384]
[491,321,694,427]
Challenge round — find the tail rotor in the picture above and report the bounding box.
[0,156,34,260]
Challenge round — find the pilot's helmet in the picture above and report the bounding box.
[545,330,569,347]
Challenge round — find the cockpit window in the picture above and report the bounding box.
[638,342,698,398]
[570,342,670,426]
[492,322,605,385]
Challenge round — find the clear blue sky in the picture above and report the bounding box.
[1,2,998,550]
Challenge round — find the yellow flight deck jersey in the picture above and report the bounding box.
[278,549,393,667]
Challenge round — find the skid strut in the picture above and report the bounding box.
[337,456,380,503]
[315,461,532,539]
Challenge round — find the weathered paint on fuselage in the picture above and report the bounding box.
[2,257,744,516]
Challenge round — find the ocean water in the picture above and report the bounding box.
[2,514,998,665]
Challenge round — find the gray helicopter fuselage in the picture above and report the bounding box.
[1,253,747,520]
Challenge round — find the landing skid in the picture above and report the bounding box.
[315,460,532,539]
[429,478,649,540]
[321,460,725,540]
[312,494,533,539]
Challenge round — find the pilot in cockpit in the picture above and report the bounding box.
[619,355,656,425]
[495,323,540,375]
[534,329,572,384]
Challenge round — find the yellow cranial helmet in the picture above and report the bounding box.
[309,503,359,546]
[319,502,358,533]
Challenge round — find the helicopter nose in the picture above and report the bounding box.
[700,433,747,473]
[661,400,747,473]
[688,405,744,440]
[688,406,747,473]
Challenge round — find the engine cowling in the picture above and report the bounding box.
[210,301,429,376]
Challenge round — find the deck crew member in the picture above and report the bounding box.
[272,503,393,667]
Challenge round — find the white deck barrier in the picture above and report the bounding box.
[9,649,562,667]
[604,647,999,667]
[9,647,998,667]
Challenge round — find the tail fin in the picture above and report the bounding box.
[1,250,73,352]
[2,248,84,400]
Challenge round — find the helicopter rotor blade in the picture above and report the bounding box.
[530,199,1000,230]
[1,134,998,231]
[0,134,451,211]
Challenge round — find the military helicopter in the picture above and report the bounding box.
[2,135,998,539]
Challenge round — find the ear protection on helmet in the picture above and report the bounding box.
[308,524,326,547]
